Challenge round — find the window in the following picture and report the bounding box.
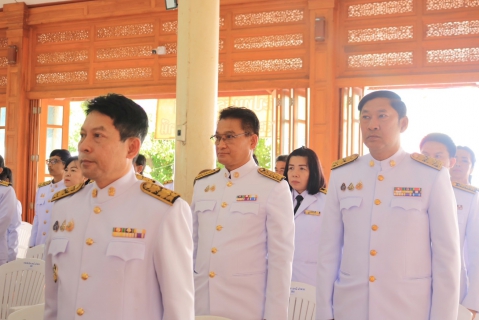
[340,87,363,158]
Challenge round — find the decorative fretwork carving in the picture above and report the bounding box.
[37,30,89,44]
[348,26,413,43]
[348,52,413,68]
[426,0,479,10]
[220,17,225,27]
[161,63,225,77]
[234,58,303,73]
[219,63,224,74]
[162,21,178,33]
[0,57,8,67]
[97,46,152,60]
[97,24,154,38]
[95,67,152,81]
[0,76,6,87]
[37,50,88,64]
[0,38,7,48]
[235,9,304,27]
[426,47,479,63]
[348,0,413,17]
[426,20,479,37]
[219,40,224,51]
[234,34,303,50]
[36,71,88,84]
[164,43,177,55]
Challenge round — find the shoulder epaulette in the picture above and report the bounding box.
[452,182,477,194]
[163,179,173,185]
[320,188,327,194]
[331,154,359,170]
[51,182,85,202]
[140,182,180,206]
[257,168,284,182]
[410,153,442,170]
[0,181,10,187]
[136,174,158,184]
[38,180,51,188]
[194,168,220,184]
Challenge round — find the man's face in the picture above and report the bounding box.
[360,98,408,156]
[451,149,473,181]
[275,161,286,176]
[78,111,135,186]
[47,155,65,177]
[134,163,144,174]
[215,118,258,171]
[420,141,455,168]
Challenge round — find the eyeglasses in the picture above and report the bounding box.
[46,159,63,165]
[210,132,250,144]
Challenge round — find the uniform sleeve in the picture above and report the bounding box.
[43,203,58,320]
[30,188,41,247]
[0,187,16,265]
[461,192,479,311]
[263,180,295,320]
[154,198,195,320]
[191,189,199,264]
[7,201,22,262]
[429,168,461,320]
[316,173,343,320]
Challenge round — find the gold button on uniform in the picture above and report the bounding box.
[211,247,218,254]
[227,181,233,187]
[378,175,384,181]
[372,225,378,231]
[108,187,115,196]
[44,220,47,224]
[221,202,227,208]
[46,210,49,213]
[93,206,101,214]
[92,189,98,198]
[369,160,374,167]
[390,160,396,167]
[374,199,381,205]
[216,225,223,231]
[42,232,46,236]
[81,273,89,280]
[370,250,377,256]
[209,271,216,278]
[233,172,240,178]
[369,276,376,282]
[77,308,84,316]
[85,238,94,246]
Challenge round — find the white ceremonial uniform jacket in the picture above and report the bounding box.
[0,182,16,265]
[191,158,295,320]
[44,169,195,320]
[7,200,22,262]
[292,190,326,287]
[316,148,460,320]
[453,184,479,312]
[30,180,65,246]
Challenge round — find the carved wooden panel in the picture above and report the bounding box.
[426,20,479,38]
[96,23,154,39]
[37,30,90,44]
[426,0,479,10]
[347,0,413,18]
[348,52,413,68]
[348,26,413,43]
[37,50,89,65]
[0,38,7,48]
[36,71,88,84]
[234,9,304,27]
[95,67,153,81]
[233,58,303,73]
[0,57,7,68]
[0,76,6,87]
[234,34,303,50]
[161,63,225,78]
[426,47,479,63]
[96,46,152,60]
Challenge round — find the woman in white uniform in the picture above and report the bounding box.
[284,146,327,287]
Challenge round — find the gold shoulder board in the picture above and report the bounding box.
[194,168,220,184]
[0,180,10,187]
[163,179,173,185]
[452,182,477,194]
[331,154,359,170]
[38,180,51,188]
[320,188,327,194]
[51,182,85,202]
[410,153,442,170]
[136,174,158,184]
[140,182,180,206]
[257,168,284,182]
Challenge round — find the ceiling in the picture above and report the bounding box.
[0,0,74,9]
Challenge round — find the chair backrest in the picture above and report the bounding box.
[195,317,232,320]
[458,305,473,320]
[16,223,32,259]
[289,281,316,320]
[7,304,44,320]
[0,259,45,320]
[25,245,45,261]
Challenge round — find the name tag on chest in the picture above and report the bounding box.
[304,210,320,216]
[393,187,422,197]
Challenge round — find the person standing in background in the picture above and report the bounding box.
[451,146,476,186]
[0,165,16,265]
[63,156,87,187]
[0,167,21,262]
[275,155,288,176]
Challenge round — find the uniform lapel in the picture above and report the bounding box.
[294,193,317,218]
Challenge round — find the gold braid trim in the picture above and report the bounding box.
[257,168,284,182]
[331,154,359,170]
[140,182,180,206]
[51,182,85,202]
[410,153,442,170]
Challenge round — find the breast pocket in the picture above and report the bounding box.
[106,241,145,262]
[390,198,423,213]
[48,238,68,256]
[230,203,259,215]
[339,197,362,213]
[194,200,216,214]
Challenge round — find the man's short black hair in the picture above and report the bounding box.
[358,90,407,119]
[420,133,457,158]
[276,155,288,163]
[64,156,79,169]
[0,167,13,185]
[284,146,326,195]
[0,155,4,168]
[218,107,260,137]
[135,154,146,166]
[85,93,149,143]
[50,149,71,163]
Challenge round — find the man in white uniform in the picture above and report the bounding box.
[0,168,16,265]
[44,94,194,320]
[316,91,460,320]
[421,133,479,318]
[191,106,295,320]
[0,167,22,262]
[30,149,70,247]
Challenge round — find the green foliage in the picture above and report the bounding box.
[141,137,175,183]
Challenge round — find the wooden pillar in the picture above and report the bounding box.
[308,0,338,182]
[4,3,30,220]
[175,0,219,202]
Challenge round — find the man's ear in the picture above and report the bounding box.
[449,157,457,169]
[399,116,409,133]
[0,167,3,175]
[250,134,259,150]
[126,138,141,160]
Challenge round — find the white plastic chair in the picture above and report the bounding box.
[16,223,32,259]
[25,245,45,261]
[7,304,44,320]
[458,304,473,320]
[0,259,45,320]
[195,316,232,320]
[289,281,316,320]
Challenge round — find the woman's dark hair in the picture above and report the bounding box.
[457,146,476,183]
[0,167,13,185]
[64,156,79,169]
[284,147,326,195]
